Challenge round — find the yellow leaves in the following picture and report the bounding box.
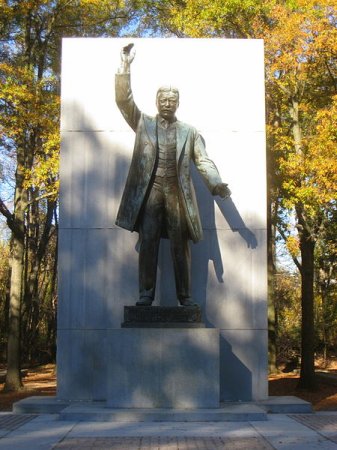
[274,93,337,213]
[0,0,12,17]
[271,103,336,212]
[1,0,137,207]
[160,0,276,38]
[167,1,210,38]
[11,0,52,13]
[0,62,59,136]
[304,96,337,204]
[264,1,337,87]
[0,241,10,297]
[265,1,337,221]
[24,124,60,198]
[23,137,60,199]
[269,126,294,154]
[286,235,300,258]
[80,0,125,6]
[315,95,337,140]
[0,62,60,197]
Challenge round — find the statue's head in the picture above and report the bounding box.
[156,86,179,121]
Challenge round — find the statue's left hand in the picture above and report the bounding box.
[213,183,231,199]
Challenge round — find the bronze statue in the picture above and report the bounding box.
[115,44,231,307]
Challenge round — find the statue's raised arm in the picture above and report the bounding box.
[115,43,140,131]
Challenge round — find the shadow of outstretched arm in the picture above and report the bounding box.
[215,197,258,249]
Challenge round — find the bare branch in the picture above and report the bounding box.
[0,197,24,239]
[27,190,58,206]
[0,197,14,223]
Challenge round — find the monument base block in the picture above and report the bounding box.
[107,328,219,408]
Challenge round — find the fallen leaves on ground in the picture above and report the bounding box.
[0,364,56,411]
[269,372,337,411]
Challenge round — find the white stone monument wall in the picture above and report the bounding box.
[58,38,267,402]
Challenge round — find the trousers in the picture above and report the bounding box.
[139,174,191,302]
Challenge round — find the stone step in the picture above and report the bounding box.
[258,396,312,413]
[58,402,267,422]
[13,396,312,421]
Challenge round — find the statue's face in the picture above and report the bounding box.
[156,91,179,121]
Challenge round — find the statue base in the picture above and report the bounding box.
[107,327,219,408]
[121,305,205,328]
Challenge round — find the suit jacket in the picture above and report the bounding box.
[115,73,223,243]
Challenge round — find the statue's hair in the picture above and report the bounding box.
[156,86,179,101]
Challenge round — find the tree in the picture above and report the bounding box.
[312,105,337,363]
[264,1,337,388]
[274,270,301,367]
[0,240,10,359]
[0,0,140,391]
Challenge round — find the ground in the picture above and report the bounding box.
[0,364,56,411]
[269,372,337,410]
[1,363,337,412]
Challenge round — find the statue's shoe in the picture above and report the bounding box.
[179,298,197,307]
[136,297,153,306]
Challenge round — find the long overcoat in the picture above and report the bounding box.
[115,73,223,243]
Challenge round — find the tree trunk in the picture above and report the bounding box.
[266,108,280,374]
[289,97,317,389]
[4,235,24,391]
[22,199,56,361]
[267,200,277,373]
[298,220,317,390]
[4,153,27,391]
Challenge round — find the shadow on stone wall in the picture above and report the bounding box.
[154,164,259,402]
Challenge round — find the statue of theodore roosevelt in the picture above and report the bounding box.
[115,44,231,307]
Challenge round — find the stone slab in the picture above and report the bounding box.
[259,396,313,414]
[58,402,267,422]
[12,396,314,421]
[107,328,219,408]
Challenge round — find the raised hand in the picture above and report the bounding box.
[119,43,135,72]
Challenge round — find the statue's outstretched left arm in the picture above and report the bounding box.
[193,132,231,198]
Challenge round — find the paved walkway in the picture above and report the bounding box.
[1,412,337,449]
